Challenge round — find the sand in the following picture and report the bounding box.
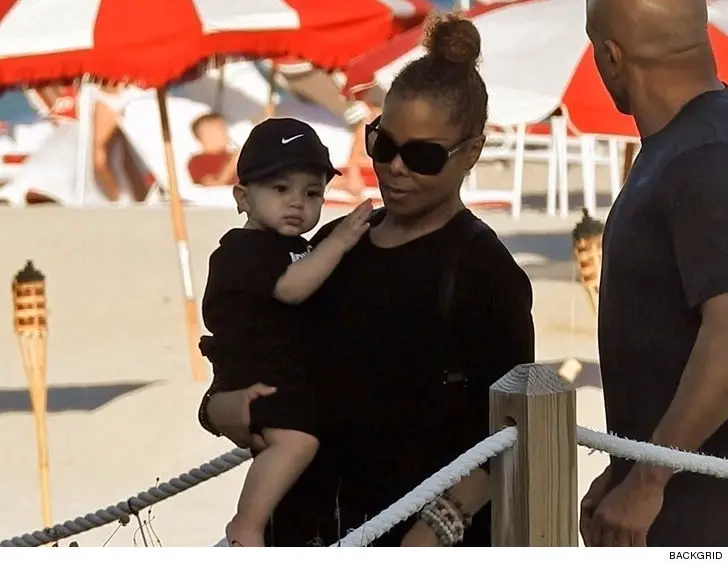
[0,200,609,547]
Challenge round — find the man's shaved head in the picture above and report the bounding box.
[586,0,715,116]
[587,0,709,62]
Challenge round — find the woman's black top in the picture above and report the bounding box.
[265,209,535,547]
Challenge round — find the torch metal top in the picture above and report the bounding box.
[572,208,605,242]
[12,261,46,334]
[13,261,44,285]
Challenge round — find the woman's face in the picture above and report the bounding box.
[372,96,483,218]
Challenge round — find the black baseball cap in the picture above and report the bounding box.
[236,117,341,184]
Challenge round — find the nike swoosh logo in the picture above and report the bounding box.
[281,134,304,144]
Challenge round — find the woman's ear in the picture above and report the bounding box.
[465,135,486,172]
[233,184,248,215]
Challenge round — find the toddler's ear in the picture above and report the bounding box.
[232,184,247,215]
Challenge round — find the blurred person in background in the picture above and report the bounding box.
[268,58,374,198]
[92,82,150,202]
[188,112,239,186]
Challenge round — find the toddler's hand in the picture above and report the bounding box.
[329,199,374,252]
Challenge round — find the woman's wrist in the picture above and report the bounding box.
[416,496,467,546]
[408,518,444,546]
[442,490,473,527]
[198,386,223,437]
[444,468,490,518]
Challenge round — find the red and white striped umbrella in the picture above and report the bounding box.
[0,0,430,384]
[346,0,728,138]
[0,0,430,88]
[345,1,512,96]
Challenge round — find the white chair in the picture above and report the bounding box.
[0,120,56,187]
[551,116,626,217]
[468,117,561,218]
[0,135,25,185]
[468,115,627,218]
[121,94,236,208]
[0,121,110,207]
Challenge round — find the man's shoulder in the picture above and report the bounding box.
[652,142,728,201]
[669,141,728,173]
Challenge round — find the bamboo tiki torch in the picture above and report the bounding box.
[572,208,605,315]
[12,261,52,527]
[559,210,605,382]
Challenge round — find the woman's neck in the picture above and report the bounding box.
[374,197,465,247]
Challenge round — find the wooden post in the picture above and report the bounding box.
[215,63,225,113]
[489,363,578,546]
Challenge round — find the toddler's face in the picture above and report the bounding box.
[236,170,327,237]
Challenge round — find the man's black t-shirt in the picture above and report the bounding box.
[266,209,535,546]
[201,229,316,433]
[599,89,728,545]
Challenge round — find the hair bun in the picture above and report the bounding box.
[422,12,481,68]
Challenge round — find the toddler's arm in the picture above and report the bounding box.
[274,199,373,304]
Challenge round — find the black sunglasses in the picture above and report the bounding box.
[365,116,476,176]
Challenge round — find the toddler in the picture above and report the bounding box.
[199,117,372,546]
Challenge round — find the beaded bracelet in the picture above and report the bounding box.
[437,497,466,532]
[443,490,473,527]
[419,507,457,546]
[434,498,466,542]
[418,498,466,546]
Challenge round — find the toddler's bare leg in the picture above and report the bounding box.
[226,428,319,546]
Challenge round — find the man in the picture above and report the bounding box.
[581,0,728,546]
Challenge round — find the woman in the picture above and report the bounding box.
[200,13,535,547]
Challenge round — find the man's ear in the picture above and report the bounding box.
[604,39,623,80]
[233,184,248,215]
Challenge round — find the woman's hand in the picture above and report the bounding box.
[400,521,442,547]
[206,383,277,453]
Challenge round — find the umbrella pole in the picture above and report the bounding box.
[265,63,278,119]
[155,88,206,383]
[216,64,225,113]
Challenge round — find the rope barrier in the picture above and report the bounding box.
[334,426,728,547]
[5,421,728,548]
[576,425,728,479]
[334,426,518,547]
[0,448,252,547]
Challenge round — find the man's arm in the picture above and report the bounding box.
[631,144,728,488]
[634,294,728,487]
